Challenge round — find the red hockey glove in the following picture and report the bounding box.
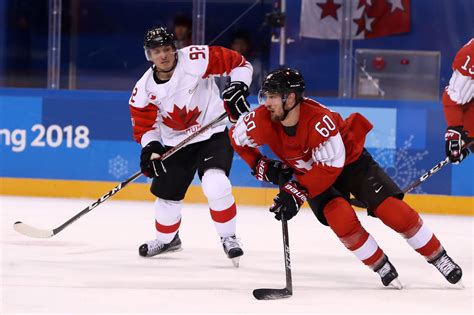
[140,141,167,178]
[252,157,293,185]
[270,181,307,221]
[445,126,470,164]
[223,81,250,123]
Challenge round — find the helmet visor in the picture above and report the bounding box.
[257,89,268,105]
[258,89,288,105]
[144,45,176,62]
[144,48,152,61]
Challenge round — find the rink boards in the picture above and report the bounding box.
[0,88,472,215]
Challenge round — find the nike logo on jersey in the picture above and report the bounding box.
[375,186,383,193]
[204,156,214,162]
[188,84,198,94]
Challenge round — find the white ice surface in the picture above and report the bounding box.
[1,196,473,314]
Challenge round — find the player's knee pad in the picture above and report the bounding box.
[374,197,420,234]
[201,168,234,210]
[324,197,362,238]
[153,197,182,226]
[201,168,232,200]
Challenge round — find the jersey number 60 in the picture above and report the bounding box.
[244,111,256,132]
[315,115,336,137]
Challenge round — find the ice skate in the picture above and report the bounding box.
[429,250,463,286]
[139,232,182,257]
[374,256,403,289]
[221,235,243,267]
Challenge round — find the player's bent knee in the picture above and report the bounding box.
[201,168,232,201]
[324,197,361,237]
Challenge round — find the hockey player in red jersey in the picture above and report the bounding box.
[442,38,474,163]
[230,67,463,286]
[129,27,253,267]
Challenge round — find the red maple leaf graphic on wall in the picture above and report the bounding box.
[162,104,201,131]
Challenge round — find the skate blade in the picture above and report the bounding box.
[452,280,465,289]
[231,257,240,268]
[388,278,403,290]
[170,246,183,253]
[146,246,182,257]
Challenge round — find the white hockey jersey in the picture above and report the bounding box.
[129,45,253,147]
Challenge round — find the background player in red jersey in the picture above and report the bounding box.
[229,67,463,287]
[442,38,474,163]
[129,27,252,266]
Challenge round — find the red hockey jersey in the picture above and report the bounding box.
[229,98,373,197]
[442,38,474,137]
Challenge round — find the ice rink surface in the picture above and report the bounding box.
[1,195,473,314]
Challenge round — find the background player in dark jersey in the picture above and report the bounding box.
[230,67,463,287]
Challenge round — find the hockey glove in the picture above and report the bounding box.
[252,157,293,185]
[445,126,470,164]
[223,81,250,123]
[140,141,167,178]
[270,181,307,221]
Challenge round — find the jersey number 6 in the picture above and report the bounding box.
[315,115,336,137]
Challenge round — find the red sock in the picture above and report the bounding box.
[324,197,384,267]
[374,197,442,260]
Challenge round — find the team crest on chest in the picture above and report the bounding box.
[294,158,314,172]
[162,104,201,131]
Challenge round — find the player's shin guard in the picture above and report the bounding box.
[202,169,237,237]
[324,198,384,266]
[154,198,182,243]
[138,198,183,257]
[202,168,243,264]
[323,198,400,287]
[374,197,462,284]
[374,197,443,259]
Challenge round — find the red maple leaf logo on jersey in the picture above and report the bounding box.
[162,104,201,131]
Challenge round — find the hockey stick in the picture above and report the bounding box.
[351,141,474,208]
[13,112,229,238]
[253,215,293,300]
[253,176,293,300]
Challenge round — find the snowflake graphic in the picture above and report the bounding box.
[108,155,129,179]
[369,132,428,193]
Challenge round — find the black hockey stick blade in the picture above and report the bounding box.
[253,288,292,300]
[253,209,293,300]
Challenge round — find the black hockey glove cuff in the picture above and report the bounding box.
[251,157,293,185]
[269,181,307,221]
[223,81,250,123]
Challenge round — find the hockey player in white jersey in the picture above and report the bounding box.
[129,27,253,267]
